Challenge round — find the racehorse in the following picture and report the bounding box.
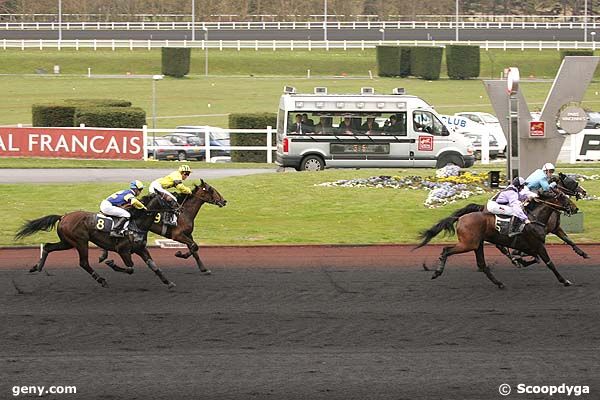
[15,194,176,288]
[414,190,578,288]
[497,173,589,267]
[99,180,227,274]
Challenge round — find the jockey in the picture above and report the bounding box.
[100,180,147,237]
[149,165,193,204]
[487,177,531,236]
[523,162,557,198]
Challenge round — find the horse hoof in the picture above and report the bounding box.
[563,280,573,287]
[126,268,134,275]
[200,269,212,275]
[167,282,176,289]
[98,278,108,287]
[431,271,441,280]
[174,251,185,258]
[497,283,506,289]
[29,266,38,273]
[583,253,590,259]
[105,260,115,267]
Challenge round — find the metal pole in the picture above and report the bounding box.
[324,0,328,41]
[152,79,157,129]
[191,0,195,41]
[455,0,459,41]
[204,29,208,76]
[58,0,62,42]
[585,0,588,42]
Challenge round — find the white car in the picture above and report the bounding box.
[440,114,503,159]
[453,112,507,157]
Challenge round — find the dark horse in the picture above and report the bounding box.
[415,190,578,288]
[497,173,589,267]
[15,194,176,288]
[99,180,227,273]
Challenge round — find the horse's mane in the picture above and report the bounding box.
[173,183,203,203]
[139,193,156,205]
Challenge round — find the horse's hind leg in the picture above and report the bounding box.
[432,242,476,280]
[537,245,572,287]
[476,244,504,289]
[30,240,73,273]
[76,246,108,287]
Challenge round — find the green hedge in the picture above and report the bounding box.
[376,46,401,77]
[399,46,412,77]
[32,104,77,127]
[560,50,594,60]
[446,45,480,79]
[411,47,443,80]
[161,47,191,78]
[63,99,132,107]
[74,107,147,129]
[229,113,277,163]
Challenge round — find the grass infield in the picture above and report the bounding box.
[3,167,599,247]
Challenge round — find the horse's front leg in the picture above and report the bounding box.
[135,247,175,288]
[99,248,109,263]
[553,226,590,259]
[173,232,210,274]
[537,245,572,287]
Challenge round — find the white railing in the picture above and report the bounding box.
[2,39,600,51]
[145,127,275,164]
[3,14,600,23]
[1,19,599,30]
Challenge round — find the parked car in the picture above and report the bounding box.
[585,111,600,129]
[440,114,503,159]
[176,125,231,158]
[147,137,179,161]
[453,112,507,156]
[162,133,205,161]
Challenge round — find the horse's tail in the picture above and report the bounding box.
[414,203,484,250]
[15,215,62,240]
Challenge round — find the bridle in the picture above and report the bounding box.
[532,194,575,216]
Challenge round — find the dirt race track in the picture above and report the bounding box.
[1,244,599,399]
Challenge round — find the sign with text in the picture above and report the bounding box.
[570,130,600,162]
[418,135,433,151]
[529,121,545,138]
[0,127,144,159]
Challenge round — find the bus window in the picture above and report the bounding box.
[413,110,443,135]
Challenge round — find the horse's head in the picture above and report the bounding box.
[539,188,578,216]
[554,172,587,200]
[192,180,227,207]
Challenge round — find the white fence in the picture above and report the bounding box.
[3,39,600,51]
[1,20,600,31]
[145,127,275,164]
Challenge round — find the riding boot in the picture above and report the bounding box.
[110,217,128,237]
[508,218,523,238]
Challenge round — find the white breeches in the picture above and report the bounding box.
[100,200,130,218]
[149,181,177,202]
[487,200,520,217]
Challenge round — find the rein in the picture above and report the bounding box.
[532,197,571,214]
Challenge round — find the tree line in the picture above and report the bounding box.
[2,1,600,21]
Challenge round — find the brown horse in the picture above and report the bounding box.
[415,190,578,288]
[15,194,176,288]
[99,180,227,273]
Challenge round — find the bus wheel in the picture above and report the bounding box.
[301,155,325,171]
[436,154,463,169]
